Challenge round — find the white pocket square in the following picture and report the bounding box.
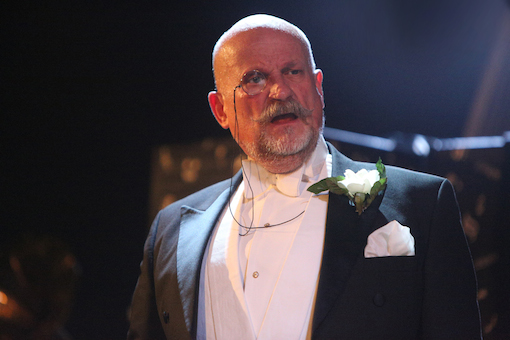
[364,220,415,258]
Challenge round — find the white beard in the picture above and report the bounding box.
[259,124,315,156]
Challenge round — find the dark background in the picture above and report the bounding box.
[2,0,510,338]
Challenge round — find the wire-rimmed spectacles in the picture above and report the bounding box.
[236,70,267,96]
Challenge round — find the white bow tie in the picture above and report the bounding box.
[241,160,311,199]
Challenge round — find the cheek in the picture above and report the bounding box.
[237,97,265,120]
[313,110,324,128]
[294,83,320,106]
[227,105,255,135]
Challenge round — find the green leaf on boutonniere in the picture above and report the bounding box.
[307,175,348,195]
[376,158,386,176]
[307,158,387,215]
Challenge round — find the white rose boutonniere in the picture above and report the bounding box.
[308,159,387,215]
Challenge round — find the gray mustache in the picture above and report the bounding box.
[253,100,313,124]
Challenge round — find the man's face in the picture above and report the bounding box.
[209,28,325,174]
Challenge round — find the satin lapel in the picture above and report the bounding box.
[358,188,388,237]
[312,145,387,332]
[176,174,242,334]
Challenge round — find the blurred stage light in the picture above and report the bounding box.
[323,127,397,151]
[412,134,431,157]
[432,135,507,151]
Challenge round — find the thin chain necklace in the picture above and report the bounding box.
[236,209,305,236]
[228,162,306,236]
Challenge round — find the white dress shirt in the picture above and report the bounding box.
[203,136,332,340]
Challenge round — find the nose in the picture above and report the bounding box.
[268,75,293,101]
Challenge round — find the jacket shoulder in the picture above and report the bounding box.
[384,165,455,206]
[158,177,233,219]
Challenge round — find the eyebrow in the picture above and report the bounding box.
[242,60,302,77]
[281,61,298,71]
[281,66,298,73]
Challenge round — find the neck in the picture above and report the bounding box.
[257,155,307,174]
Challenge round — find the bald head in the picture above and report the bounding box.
[207,14,325,174]
[212,14,316,92]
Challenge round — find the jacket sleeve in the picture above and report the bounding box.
[420,179,482,339]
[127,212,167,340]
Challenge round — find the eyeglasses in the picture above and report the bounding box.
[233,70,267,116]
[236,70,267,96]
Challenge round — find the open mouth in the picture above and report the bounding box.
[271,113,298,124]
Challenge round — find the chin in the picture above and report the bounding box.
[263,127,317,157]
[242,127,319,173]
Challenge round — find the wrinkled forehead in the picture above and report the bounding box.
[212,25,315,91]
[212,15,315,78]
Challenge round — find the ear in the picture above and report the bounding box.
[314,69,325,109]
[208,91,229,129]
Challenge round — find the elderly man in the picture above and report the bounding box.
[128,14,481,339]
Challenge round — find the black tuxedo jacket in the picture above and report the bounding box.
[128,144,481,339]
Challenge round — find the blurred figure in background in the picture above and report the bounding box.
[0,234,79,340]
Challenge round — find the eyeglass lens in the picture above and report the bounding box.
[240,70,267,95]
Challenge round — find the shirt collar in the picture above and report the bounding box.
[241,135,328,199]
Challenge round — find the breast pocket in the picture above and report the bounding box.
[353,255,422,296]
[359,255,418,272]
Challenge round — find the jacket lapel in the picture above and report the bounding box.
[176,173,242,334]
[312,145,387,332]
